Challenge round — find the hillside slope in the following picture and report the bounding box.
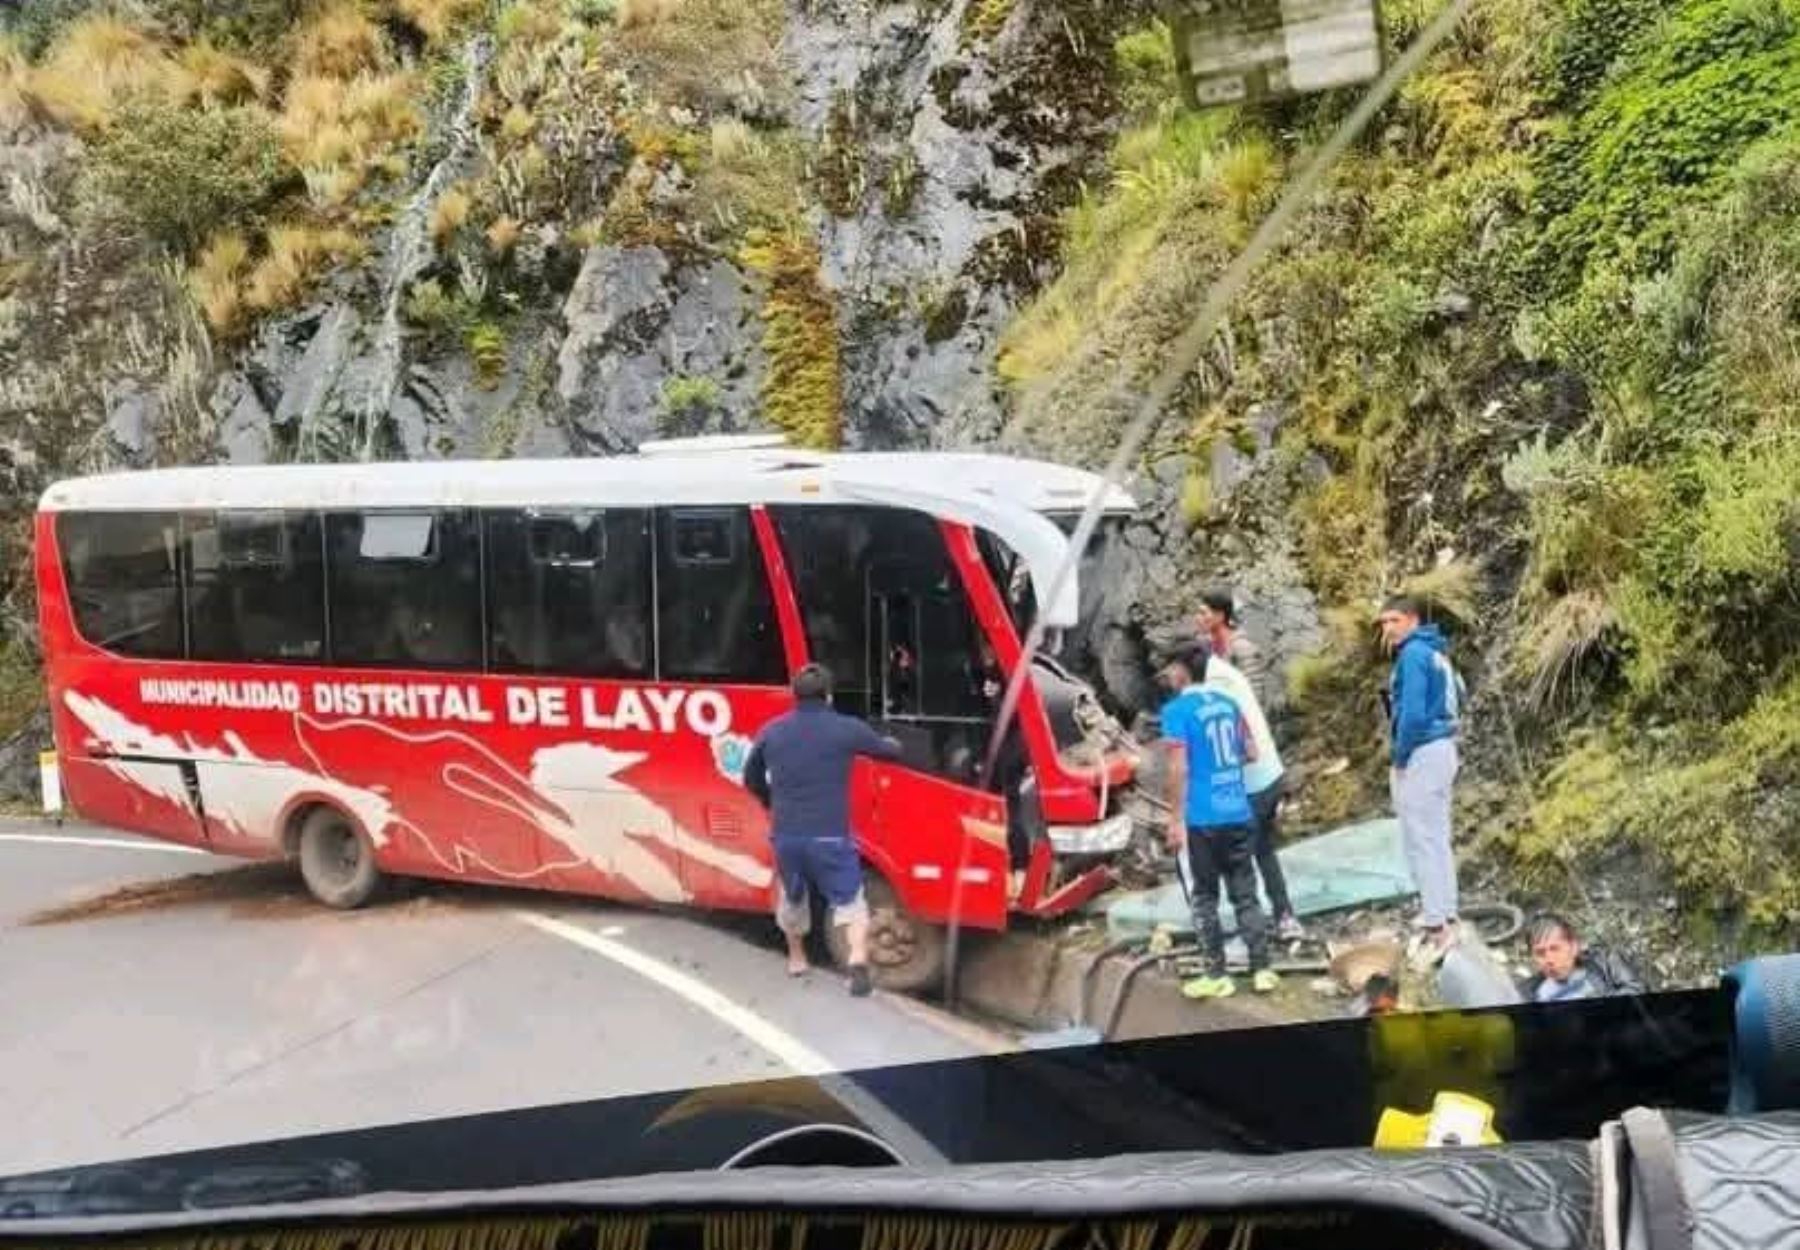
[999,0,1800,971]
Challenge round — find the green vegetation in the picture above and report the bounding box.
[1003,0,1800,940]
[963,0,1016,45]
[84,98,289,252]
[740,230,841,449]
[662,374,722,417]
[1523,670,1800,929]
[0,640,40,743]
[467,320,509,389]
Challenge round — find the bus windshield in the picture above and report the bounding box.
[977,514,1128,647]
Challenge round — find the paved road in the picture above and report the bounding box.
[0,818,1005,1179]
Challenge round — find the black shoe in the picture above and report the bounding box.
[848,965,873,997]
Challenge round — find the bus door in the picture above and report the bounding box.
[861,556,1008,929]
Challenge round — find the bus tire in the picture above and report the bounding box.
[296,805,383,910]
[828,872,947,994]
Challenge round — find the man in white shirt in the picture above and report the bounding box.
[1180,644,1303,940]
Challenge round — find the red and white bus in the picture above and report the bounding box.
[35,436,1141,988]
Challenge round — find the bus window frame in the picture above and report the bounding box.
[323,507,487,673]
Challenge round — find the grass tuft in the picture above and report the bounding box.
[739,230,840,449]
[293,1,388,79]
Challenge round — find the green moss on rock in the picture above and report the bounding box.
[739,230,840,450]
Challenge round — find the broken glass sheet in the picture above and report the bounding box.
[1106,816,1414,940]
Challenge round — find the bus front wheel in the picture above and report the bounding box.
[828,873,946,994]
[296,806,383,909]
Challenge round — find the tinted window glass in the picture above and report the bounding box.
[187,512,326,662]
[773,506,991,722]
[527,511,605,565]
[57,512,184,658]
[656,508,785,684]
[326,510,482,669]
[770,506,884,698]
[487,509,653,678]
[868,551,992,723]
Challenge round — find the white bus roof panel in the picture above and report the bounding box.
[40,451,1136,630]
[38,451,1136,516]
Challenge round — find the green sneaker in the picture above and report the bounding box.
[1252,969,1280,994]
[1182,974,1236,1000]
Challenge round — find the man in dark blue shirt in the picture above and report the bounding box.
[743,664,901,996]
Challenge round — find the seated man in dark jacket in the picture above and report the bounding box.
[1522,913,1646,1002]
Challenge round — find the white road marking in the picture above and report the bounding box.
[515,910,949,1165]
[516,911,834,1074]
[0,832,206,855]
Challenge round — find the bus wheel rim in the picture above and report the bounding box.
[870,909,918,968]
[323,820,361,881]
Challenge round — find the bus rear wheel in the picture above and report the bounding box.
[828,873,946,994]
[296,806,383,910]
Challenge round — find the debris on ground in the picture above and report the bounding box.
[23,862,301,926]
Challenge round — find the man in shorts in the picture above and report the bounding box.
[743,663,901,996]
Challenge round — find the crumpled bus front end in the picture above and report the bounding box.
[1006,655,1154,919]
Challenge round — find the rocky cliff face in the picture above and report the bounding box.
[0,0,1181,795]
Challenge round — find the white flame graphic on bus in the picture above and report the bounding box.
[62,692,771,900]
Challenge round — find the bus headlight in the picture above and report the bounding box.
[1046,813,1133,855]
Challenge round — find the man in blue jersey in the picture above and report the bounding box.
[743,663,901,997]
[1160,650,1276,999]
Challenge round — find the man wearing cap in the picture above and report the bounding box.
[743,663,902,996]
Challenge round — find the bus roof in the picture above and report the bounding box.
[39,449,1136,630]
[37,449,1136,516]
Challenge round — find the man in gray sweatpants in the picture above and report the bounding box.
[1378,594,1464,951]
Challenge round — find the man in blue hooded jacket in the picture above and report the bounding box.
[1378,594,1465,950]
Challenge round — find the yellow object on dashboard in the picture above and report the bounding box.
[1375,1091,1503,1149]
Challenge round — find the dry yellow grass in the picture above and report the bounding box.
[280,69,423,205]
[343,69,422,140]
[708,117,759,162]
[293,1,387,78]
[0,37,31,133]
[617,0,680,29]
[430,185,471,242]
[485,215,522,254]
[500,104,536,143]
[190,230,253,332]
[24,16,193,132]
[495,3,566,47]
[304,164,367,209]
[393,0,485,44]
[181,41,270,105]
[243,223,365,312]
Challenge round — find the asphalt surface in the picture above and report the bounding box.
[0,817,1005,1179]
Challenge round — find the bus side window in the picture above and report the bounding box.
[56,511,184,659]
[485,508,654,679]
[185,511,326,663]
[326,510,482,670]
[656,507,785,685]
[769,506,876,716]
